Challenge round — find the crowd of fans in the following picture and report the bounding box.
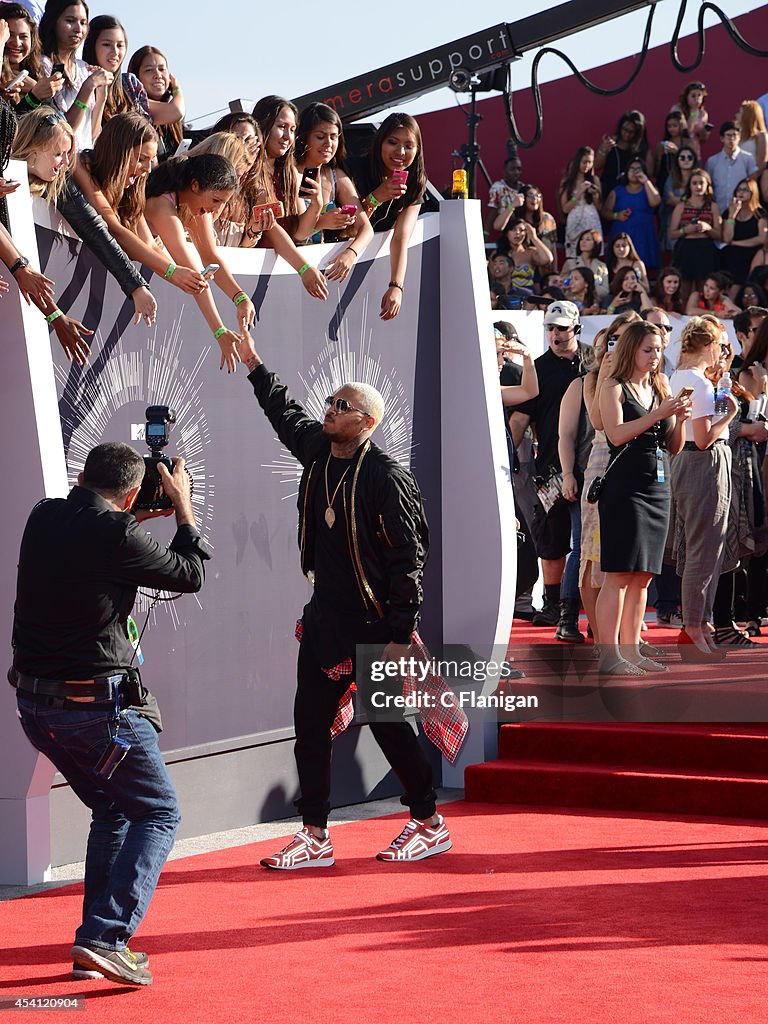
[0,0,427,367]
[486,94,768,321]
[2,3,768,668]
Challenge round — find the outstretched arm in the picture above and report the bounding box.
[236,332,324,465]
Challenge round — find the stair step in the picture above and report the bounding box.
[465,758,768,820]
[498,722,768,774]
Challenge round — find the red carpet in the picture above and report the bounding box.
[466,724,768,819]
[2,801,768,1022]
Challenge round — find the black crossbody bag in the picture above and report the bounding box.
[586,444,629,504]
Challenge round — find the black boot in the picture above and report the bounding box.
[531,600,560,627]
[555,599,585,643]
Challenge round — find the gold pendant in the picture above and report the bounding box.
[325,507,336,528]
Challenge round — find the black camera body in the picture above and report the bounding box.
[134,405,190,512]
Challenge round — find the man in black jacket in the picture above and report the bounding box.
[239,333,451,869]
[11,442,210,987]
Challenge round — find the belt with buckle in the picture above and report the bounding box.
[13,672,126,706]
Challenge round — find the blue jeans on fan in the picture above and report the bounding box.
[561,499,583,602]
[16,696,180,950]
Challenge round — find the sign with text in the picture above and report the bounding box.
[292,23,515,121]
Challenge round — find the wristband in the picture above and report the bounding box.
[164,262,176,280]
[346,247,358,257]
[367,192,381,208]
[171,88,181,95]
[607,306,616,313]
[24,92,40,109]
[298,263,311,276]
[45,309,64,324]
[74,98,88,110]
[726,218,736,224]
[613,212,619,220]
[233,291,248,305]
[388,281,403,292]
[213,326,228,339]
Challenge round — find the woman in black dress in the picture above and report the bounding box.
[720,179,767,290]
[596,322,690,675]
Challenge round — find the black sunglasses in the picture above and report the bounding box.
[325,395,370,416]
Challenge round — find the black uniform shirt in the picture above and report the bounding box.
[515,344,590,474]
[12,486,210,680]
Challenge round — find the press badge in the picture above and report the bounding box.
[655,448,665,483]
[126,616,144,666]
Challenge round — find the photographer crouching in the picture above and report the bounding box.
[9,442,210,987]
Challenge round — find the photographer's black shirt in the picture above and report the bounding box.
[12,486,210,681]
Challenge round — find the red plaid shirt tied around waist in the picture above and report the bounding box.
[294,622,468,764]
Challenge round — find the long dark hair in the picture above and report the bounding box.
[295,102,346,167]
[85,112,158,229]
[146,153,238,200]
[614,109,650,157]
[83,16,140,123]
[668,144,699,191]
[39,0,89,58]
[0,3,44,81]
[364,112,426,213]
[740,317,768,375]
[0,95,17,230]
[607,232,642,275]
[559,146,598,206]
[127,45,183,149]
[652,266,685,313]
[570,265,596,307]
[252,95,299,214]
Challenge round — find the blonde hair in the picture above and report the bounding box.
[346,382,385,426]
[11,108,75,205]
[189,132,249,174]
[679,314,721,355]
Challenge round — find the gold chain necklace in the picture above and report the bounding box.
[324,454,350,529]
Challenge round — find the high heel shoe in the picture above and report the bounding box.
[676,630,727,663]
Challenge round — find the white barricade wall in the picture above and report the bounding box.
[0,176,514,883]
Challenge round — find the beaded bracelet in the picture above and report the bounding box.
[46,309,64,324]
[73,99,88,110]
[366,192,381,208]
[164,262,176,280]
[213,326,228,339]
[298,263,311,276]
[233,291,248,305]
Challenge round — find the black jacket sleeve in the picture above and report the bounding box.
[111,518,211,593]
[248,363,325,467]
[56,178,147,298]
[376,465,429,643]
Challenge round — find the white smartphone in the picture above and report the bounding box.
[174,139,192,157]
[5,70,29,91]
[201,263,220,277]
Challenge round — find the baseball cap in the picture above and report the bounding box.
[543,300,580,328]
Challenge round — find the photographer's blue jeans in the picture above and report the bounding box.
[561,500,583,602]
[16,698,180,950]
